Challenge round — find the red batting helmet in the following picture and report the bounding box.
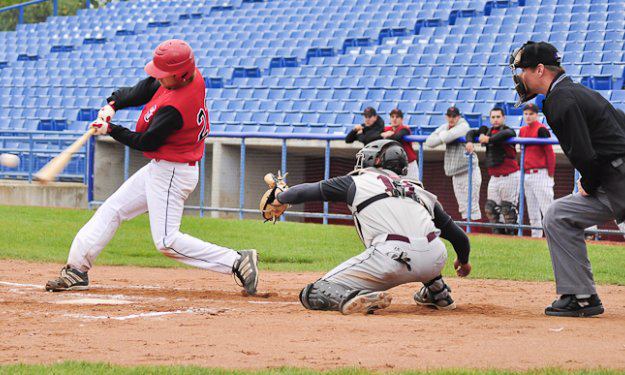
[145,39,196,81]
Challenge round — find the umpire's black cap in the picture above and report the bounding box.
[512,41,561,69]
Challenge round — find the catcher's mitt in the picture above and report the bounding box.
[260,170,289,223]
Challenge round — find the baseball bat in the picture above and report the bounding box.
[34,127,96,184]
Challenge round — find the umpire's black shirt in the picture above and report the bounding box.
[542,73,625,221]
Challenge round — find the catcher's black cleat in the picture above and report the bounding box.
[45,265,89,292]
[233,250,259,295]
[414,285,456,310]
[545,294,604,317]
[340,291,392,315]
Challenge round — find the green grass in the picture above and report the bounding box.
[0,363,622,375]
[1,205,624,285]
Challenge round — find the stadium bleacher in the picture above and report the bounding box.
[1,0,625,177]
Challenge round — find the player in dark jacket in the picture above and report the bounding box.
[466,108,520,234]
[345,107,384,145]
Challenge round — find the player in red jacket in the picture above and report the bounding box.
[45,40,258,295]
[519,103,556,238]
[380,108,419,179]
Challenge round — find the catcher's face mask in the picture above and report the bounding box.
[509,46,538,108]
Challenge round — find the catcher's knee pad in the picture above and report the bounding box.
[299,280,359,312]
[423,275,451,302]
[484,199,501,223]
[500,200,518,224]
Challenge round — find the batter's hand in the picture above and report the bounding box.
[454,259,471,277]
[478,134,490,144]
[90,119,110,135]
[97,103,116,122]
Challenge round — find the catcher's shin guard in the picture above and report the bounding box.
[45,265,89,292]
[299,280,359,312]
[484,199,501,223]
[501,200,518,235]
[413,275,456,310]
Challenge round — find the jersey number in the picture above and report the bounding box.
[197,108,209,142]
[377,175,416,198]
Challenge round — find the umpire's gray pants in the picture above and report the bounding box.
[543,189,616,295]
[320,238,448,291]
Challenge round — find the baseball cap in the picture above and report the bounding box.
[512,41,561,69]
[363,107,377,117]
[523,103,539,113]
[446,106,460,117]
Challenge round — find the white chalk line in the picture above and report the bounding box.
[0,280,299,306]
[64,307,226,321]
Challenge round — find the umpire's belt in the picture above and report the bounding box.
[372,232,439,248]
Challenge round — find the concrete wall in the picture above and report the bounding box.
[0,180,87,208]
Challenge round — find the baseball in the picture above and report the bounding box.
[0,153,20,168]
[264,173,275,188]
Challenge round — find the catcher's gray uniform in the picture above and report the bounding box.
[276,167,471,314]
[322,169,447,290]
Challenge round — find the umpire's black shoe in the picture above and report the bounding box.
[545,294,604,317]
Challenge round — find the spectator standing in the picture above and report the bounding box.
[425,106,482,221]
[380,108,419,179]
[466,108,520,235]
[345,107,384,146]
[519,103,556,238]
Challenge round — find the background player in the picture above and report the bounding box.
[380,108,419,179]
[519,103,555,238]
[425,106,482,223]
[263,140,472,315]
[466,108,520,235]
[45,39,259,295]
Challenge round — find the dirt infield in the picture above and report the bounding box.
[1,260,624,371]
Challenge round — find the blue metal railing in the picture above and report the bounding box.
[0,0,58,24]
[0,130,616,237]
[0,130,91,182]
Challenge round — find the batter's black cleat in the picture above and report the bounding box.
[45,265,89,292]
[233,250,259,295]
[414,285,456,310]
[340,290,392,315]
[545,294,604,317]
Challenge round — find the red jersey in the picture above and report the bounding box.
[383,125,417,163]
[136,69,209,163]
[519,121,556,176]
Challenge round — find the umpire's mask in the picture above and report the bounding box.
[354,139,408,176]
[509,41,561,108]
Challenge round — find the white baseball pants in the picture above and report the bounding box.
[321,237,448,291]
[67,159,240,273]
[452,167,482,220]
[523,169,554,238]
[487,171,520,206]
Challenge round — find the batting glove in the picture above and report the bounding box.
[90,119,110,135]
[97,103,116,122]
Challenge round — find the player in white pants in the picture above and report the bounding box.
[45,40,258,295]
[519,104,556,237]
[268,140,472,315]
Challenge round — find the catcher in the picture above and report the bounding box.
[260,140,472,315]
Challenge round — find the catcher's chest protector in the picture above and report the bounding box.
[349,170,439,247]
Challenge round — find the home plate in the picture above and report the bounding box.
[54,298,132,305]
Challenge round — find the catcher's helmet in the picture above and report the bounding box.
[354,139,408,176]
[145,39,196,82]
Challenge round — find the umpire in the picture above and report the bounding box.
[510,41,625,317]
